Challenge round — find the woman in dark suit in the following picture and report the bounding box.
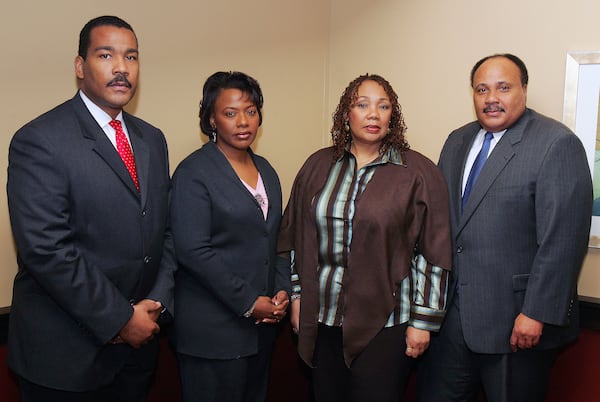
[170,71,290,402]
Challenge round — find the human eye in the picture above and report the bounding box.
[476,86,487,94]
[379,103,391,110]
[499,84,510,92]
[247,108,258,116]
[99,53,111,59]
[126,54,138,61]
[355,102,368,109]
[225,111,236,118]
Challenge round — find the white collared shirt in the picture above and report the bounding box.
[78,90,133,152]
[461,128,506,195]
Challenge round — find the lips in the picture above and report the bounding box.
[108,82,131,89]
[365,125,381,133]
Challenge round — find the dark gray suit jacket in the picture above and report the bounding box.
[439,109,592,353]
[170,141,290,359]
[7,94,176,391]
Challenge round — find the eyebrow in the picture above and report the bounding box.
[476,80,511,87]
[223,103,257,109]
[355,95,390,101]
[92,46,139,54]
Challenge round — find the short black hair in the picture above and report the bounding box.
[78,15,136,59]
[470,53,529,87]
[199,71,264,136]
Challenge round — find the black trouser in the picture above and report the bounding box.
[18,347,156,402]
[312,322,415,402]
[178,326,275,402]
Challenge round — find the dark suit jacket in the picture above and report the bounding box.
[439,109,592,353]
[170,141,290,359]
[7,94,176,391]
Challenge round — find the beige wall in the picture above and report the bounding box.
[0,0,598,307]
[0,1,330,307]
[326,0,600,300]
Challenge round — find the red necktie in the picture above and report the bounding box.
[109,119,140,191]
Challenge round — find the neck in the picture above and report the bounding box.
[216,143,252,164]
[350,141,381,168]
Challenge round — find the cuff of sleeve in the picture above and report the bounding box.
[409,304,446,332]
[243,300,257,318]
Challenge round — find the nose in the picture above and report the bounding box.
[237,112,249,127]
[112,57,129,76]
[484,89,498,103]
[367,105,380,120]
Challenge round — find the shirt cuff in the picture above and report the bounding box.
[408,304,446,332]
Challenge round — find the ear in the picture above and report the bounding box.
[209,116,216,129]
[74,56,85,80]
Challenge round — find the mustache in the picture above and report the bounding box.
[483,104,505,113]
[107,74,132,88]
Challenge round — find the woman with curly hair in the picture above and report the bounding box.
[278,74,452,402]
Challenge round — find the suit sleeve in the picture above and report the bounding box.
[7,125,132,344]
[274,255,292,296]
[147,133,177,315]
[522,133,592,325]
[261,162,291,297]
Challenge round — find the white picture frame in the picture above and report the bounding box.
[562,51,600,248]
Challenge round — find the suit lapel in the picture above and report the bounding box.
[457,111,529,233]
[205,142,247,188]
[125,114,150,205]
[205,142,275,222]
[73,99,138,199]
[450,129,477,222]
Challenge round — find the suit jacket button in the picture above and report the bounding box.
[144,256,152,264]
[456,246,463,253]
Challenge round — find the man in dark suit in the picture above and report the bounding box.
[7,16,175,402]
[418,54,593,402]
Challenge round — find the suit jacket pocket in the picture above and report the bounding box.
[512,273,530,311]
[512,273,530,291]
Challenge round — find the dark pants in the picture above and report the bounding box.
[178,328,275,402]
[312,323,415,402]
[18,347,156,402]
[417,298,559,402]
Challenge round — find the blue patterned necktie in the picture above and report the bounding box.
[462,132,493,211]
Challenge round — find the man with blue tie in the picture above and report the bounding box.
[418,54,593,402]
